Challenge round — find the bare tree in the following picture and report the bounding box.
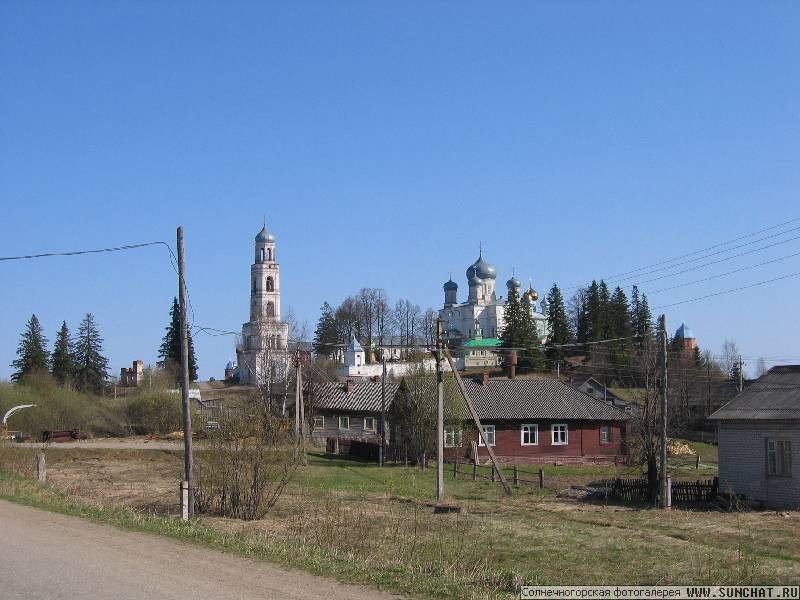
[335,296,359,347]
[421,308,438,350]
[284,305,309,343]
[392,299,422,358]
[720,339,740,379]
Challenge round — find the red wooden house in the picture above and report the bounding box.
[445,377,630,465]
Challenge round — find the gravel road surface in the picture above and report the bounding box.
[0,500,403,600]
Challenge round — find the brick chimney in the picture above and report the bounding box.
[508,350,517,379]
[482,370,490,386]
[345,379,354,394]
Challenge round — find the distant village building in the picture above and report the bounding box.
[439,251,549,368]
[674,322,697,354]
[338,335,448,379]
[235,224,290,385]
[119,360,144,387]
[710,366,800,508]
[224,361,236,381]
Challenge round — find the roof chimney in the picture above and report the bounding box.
[482,370,490,386]
[345,379,354,394]
[508,350,517,379]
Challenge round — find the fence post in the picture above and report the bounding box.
[539,468,545,489]
[665,476,672,509]
[695,454,700,469]
[453,459,458,479]
[513,465,519,486]
[180,480,189,521]
[472,462,477,481]
[36,453,46,482]
[491,466,496,482]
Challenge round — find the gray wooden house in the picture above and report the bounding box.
[307,379,400,444]
[709,365,799,508]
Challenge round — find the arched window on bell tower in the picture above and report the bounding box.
[266,301,275,318]
[267,248,273,261]
[252,278,256,293]
[266,276,274,291]
[260,248,265,262]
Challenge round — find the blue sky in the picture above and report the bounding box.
[1,2,798,380]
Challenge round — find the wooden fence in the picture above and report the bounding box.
[445,459,719,504]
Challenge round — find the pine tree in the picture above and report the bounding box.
[10,314,50,382]
[50,321,77,385]
[74,313,109,393]
[637,292,653,337]
[159,297,198,382]
[313,302,340,358]
[502,287,542,371]
[545,283,574,366]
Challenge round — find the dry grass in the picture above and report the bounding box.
[2,443,798,598]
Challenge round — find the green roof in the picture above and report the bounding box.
[463,337,502,349]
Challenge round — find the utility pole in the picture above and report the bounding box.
[659,314,669,509]
[294,350,301,442]
[380,358,387,466]
[435,319,445,501]
[442,347,512,495]
[738,355,744,393]
[177,226,194,517]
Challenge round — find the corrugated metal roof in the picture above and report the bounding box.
[314,381,400,413]
[464,379,630,421]
[709,365,800,420]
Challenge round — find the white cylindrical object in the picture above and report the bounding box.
[180,480,189,521]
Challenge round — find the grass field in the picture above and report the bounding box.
[1,441,796,600]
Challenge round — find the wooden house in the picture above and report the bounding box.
[709,366,799,508]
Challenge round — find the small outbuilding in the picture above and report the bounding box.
[709,365,799,508]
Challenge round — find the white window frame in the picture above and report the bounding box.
[444,426,463,448]
[477,424,496,447]
[600,424,612,444]
[521,424,538,446]
[313,416,325,429]
[552,424,568,445]
[767,438,792,477]
[363,416,376,432]
[338,416,350,430]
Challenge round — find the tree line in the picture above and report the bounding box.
[313,287,437,362]
[8,297,198,393]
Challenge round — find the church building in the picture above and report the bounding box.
[439,252,549,361]
[236,224,290,385]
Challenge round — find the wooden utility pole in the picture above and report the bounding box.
[294,350,301,441]
[738,355,744,393]
[380,358,387,466]
[442,348,512,495]
[177,226,194,517]
[659,314,669,509]
[435,319,445,501]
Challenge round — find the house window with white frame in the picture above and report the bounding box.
[338,416,350,430]
[767,438,792,477]
[521,424,538,445]
[363,416,376,432]
[444,426,463,448]
[600,424,612,443]
[477,424,496,446]
[313,416,324,429]
[552,424,568,445]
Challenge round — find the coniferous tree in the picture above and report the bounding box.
[159,297,198,382]
[10,314,50,382]
[545,283,574,366]
[571,287,591,344]
[74,313,109,393]
[636,291,653,337]
[313,302,340,358]
[500,286,525,351]
[50,321,77,385]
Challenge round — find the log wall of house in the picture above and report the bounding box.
[463,420,626,465]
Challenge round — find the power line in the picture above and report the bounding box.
[646,250,800,294]
[562,216,800,291]
[651,271,800,309]
[0,241,171,261]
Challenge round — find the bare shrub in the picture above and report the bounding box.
[194,414,298,520]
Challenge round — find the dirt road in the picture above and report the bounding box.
[0,501,403,600]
